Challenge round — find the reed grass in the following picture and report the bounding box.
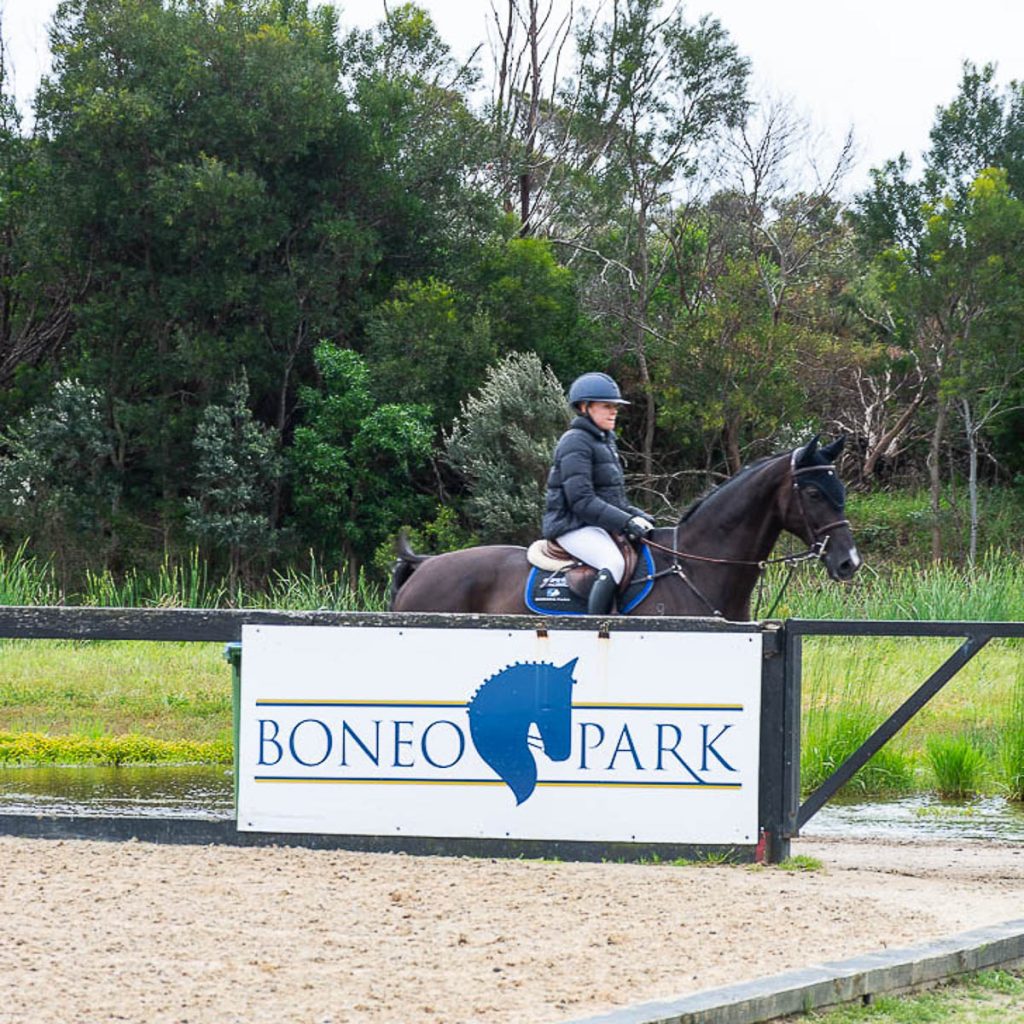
[801,704,917,796]
[0,540,60,605]
[774,550,1024,622]
[800,636,1024,798]
[0,544,387,611]
[926,734,989,798]
[1000,662,1024,802]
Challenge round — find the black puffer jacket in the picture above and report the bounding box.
[542,416,645,538]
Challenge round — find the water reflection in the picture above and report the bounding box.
[3,765,1024,842]
[0,764,233,819]
[804,794,1024,843]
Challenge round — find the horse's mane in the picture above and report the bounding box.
[677,455,776,525]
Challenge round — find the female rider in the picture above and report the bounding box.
[542,372,655,615]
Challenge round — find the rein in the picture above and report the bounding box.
[640,455,850,618]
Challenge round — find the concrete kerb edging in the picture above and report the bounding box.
[558,918,1024,1024]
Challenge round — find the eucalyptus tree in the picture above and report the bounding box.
[562,0,750,479]
[851,63,1024,559]
[485,0,576,234]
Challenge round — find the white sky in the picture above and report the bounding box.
[4,0,1023,193]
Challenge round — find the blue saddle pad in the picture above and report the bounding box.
[524,544,655,616]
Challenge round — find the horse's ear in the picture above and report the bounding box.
[821,435,846,462]
[796,435,820,465]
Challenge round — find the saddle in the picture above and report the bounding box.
[526,534,639,600]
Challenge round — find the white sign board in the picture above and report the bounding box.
[237,625,762,844]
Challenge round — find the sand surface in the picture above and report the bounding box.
[2,834,1023,1024]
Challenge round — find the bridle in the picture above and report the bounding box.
[789,448,851,545]
[640,450,851,618]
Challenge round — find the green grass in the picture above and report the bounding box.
[1000,667,1024,801]
[800,636,1024,799]
[777,854,823,872]
[786,969,1024,1023]
[0,639,230,745]
[774,551,1024,622]
[926,734,989,798]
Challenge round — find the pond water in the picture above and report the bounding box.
[803,793,1024,843]
[0,764,233,819]
[2,765,1024,843]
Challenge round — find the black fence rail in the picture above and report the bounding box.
[1,607,1020,862]
[0,606,755,641]
[0,607,778,861]
[784,619,1024,840]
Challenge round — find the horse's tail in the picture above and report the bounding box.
[388,532,431,609]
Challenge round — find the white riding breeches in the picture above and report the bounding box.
[556,526,625,584]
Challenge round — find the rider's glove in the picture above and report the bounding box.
[623,515,655,540]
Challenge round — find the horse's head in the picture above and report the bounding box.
[532,657,577,763]
[787,436,862,582]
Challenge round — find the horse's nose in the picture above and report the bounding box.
[829,544,862,581]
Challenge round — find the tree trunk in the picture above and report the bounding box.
[961,397,979,565]
[927,398,949,563]
[862,390,926,482]
[723,417,742,475]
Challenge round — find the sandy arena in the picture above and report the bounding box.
[2,833,1022,1024]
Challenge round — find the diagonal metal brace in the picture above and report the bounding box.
[796,632,992,832]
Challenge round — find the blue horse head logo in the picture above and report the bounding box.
[466,659,578,805]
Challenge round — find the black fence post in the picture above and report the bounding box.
[759,623,796,863]
[782,623,803,843]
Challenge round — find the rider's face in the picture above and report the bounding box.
[584,401,620,432]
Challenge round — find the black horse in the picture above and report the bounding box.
[391,436,861,619]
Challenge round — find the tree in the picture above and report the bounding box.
[851,65,1024,560]
[0,37,76,396]
[289,342,434,581]
[445,351,567,543]
[185,374,282,592]
[563,0,749,478]
[363,278,496,428]
[472,235,599,381]
[485,0,575,233]
[0,378,117,583]
[28,0,492,558]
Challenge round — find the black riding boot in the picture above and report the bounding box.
[587,568,618,616]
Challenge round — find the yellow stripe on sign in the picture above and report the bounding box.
[572,702,744,710]
[253,777,740,790]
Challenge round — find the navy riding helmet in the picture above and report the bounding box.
[568,372,630,408]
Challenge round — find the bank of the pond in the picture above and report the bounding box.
[0,731,230,767]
